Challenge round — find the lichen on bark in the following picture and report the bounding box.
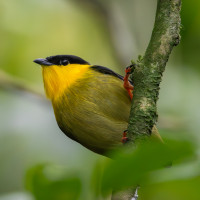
[127,0,182,143]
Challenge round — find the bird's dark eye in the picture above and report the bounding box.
[60,59,69,66]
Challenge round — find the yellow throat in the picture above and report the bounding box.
[42,64,90,100]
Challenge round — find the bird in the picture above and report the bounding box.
[34,55,161,156]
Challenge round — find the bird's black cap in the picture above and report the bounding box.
[34,55,90,66]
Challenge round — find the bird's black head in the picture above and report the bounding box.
[34,55,90,66]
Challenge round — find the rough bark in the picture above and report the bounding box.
[113,0,182,199]
[127,0,182,143]
[111,187,137,200]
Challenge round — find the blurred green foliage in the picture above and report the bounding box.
[181,0,200,69]
[26,165,81,200]
[25,135,199,200]
[0,0,118,84]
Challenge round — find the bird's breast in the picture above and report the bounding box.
[52,71,131,154]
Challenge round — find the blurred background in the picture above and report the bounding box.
[0,0,200,199]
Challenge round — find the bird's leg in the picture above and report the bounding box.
[121,65,134,144]
[121,130,129,144]
[123,65,134,100]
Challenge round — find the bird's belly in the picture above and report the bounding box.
[52,73,131,155]
[54,103,127,155]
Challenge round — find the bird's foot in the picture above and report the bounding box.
[123,65,134,100]
[125,64,134,74]
[121,130,129,144]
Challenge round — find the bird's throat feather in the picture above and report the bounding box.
[42,64,90,100]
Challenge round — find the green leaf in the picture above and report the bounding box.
[101,137,195,194]
[140,176,200,200]
[90,161,105,198]
[25,164,82,200]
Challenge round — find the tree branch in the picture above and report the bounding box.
[0,69,45,99]
[127,0,182,143]
[72,0,135,67]
[112,187,138,200]
[113,1,181,199]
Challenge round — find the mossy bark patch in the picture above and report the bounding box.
[127,0,182,144]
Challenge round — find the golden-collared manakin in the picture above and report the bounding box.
[34,55,161,156]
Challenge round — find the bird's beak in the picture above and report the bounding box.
[33,58,52,66]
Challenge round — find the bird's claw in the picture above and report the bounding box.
[125,64,134,74]
[123,65,134,100]
[121,130,129,144]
